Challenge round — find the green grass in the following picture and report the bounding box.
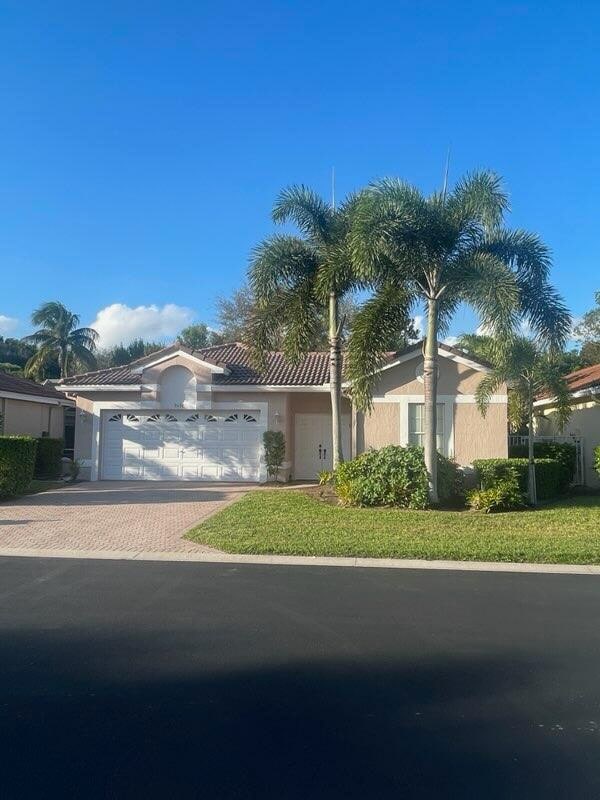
[186,490,600,564]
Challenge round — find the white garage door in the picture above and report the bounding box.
[100,410,263,481]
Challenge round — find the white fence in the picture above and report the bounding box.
[508,434,585,486]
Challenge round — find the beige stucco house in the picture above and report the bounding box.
[0,372,74,440]
[535,362,600,488]
[57,341,508,482]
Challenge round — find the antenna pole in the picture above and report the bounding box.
[331,166,336,210]
[442,145,451,200]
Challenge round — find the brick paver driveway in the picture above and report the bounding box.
[0,482,248,554]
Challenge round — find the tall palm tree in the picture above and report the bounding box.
[475,336,572,505]
[248,185,359,469]
[348,171,570,502]
[24,301,98,379]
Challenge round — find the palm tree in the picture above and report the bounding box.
[24,301,98,379]
[348,171,570,502]
[475,336,572,505]
[248,185,359,469]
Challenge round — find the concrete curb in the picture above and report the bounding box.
[0,547,599,575]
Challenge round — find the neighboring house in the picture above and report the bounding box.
[0,371,75,443]
[535,362,600,488]
[56,341,507,482]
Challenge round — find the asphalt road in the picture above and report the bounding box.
[1,557,600,799]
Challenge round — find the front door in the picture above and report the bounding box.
[294,413,351,480]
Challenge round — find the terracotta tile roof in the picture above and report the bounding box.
[0,371,69,400]
[563,363,600,395]
[58,339,491,388]
[198,343,333,385]
[59,364,145,386]
[59,343,333,386]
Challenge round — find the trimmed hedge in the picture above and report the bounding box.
[473,458,561,501]
[34,437,64,479]
[509,441,576,492]
[0,436,38,498]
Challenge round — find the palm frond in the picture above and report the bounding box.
[534,357,572,431]
[447,170,509,231]
[475,372,506,416]
[31,301,78,328]
[70,327,99,351]
[517,281,571,350]
[249,235,318,301]
[449,250,519,336]
[346,283,415,411]
[349,180,429,283]
[272,185,334,243]
[68,342,97,373]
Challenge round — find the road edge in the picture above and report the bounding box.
[0,547,599,575]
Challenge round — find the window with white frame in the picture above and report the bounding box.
[408,403,445,453]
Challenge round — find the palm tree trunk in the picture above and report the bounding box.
[423,298,439,504]
[60,346,69,379]
[527,393,537,506]
[329,291,344,470]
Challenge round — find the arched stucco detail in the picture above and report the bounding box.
[159,365,196,409]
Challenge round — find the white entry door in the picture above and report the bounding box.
[294,413,351,480]
[100,410,263,481]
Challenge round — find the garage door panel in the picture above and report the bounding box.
[101,410,262,481]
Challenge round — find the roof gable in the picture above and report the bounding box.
[129,347,229,375]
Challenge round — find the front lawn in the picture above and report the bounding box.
[186,490,600,564]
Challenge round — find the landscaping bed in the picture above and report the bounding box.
[186,489,600,564]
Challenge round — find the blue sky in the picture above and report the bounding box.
[1,1,598,347]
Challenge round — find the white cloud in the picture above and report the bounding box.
[413,315,424,338]
[90,303,195,348]
[0,315,19,335]
[443,335,459,346]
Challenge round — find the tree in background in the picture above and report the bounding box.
[348,171,570,503]
[178,323,224,350]
[573,290,600,366]
[96,338,164,369]
[0,337,38,376]
[213,281,417,351]
[475,336,571,505]
[215,285,256,343]
[580,341,600,367]
[249,185,363,468]
[24,302,98,379]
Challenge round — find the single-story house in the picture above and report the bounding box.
[57,341,508,482]
[535,362,600,487]
[0,371,75,443]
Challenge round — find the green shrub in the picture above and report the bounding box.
[263,430,286,482]
[0,436,38,498]
[318,470,334,486]
[509,441,576,491]
[437,454,465,503]
[34,437,64,479]
[467,469,526,513]
[473,457,561,501]
[594,446,600,480]
[333,445,429,508]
